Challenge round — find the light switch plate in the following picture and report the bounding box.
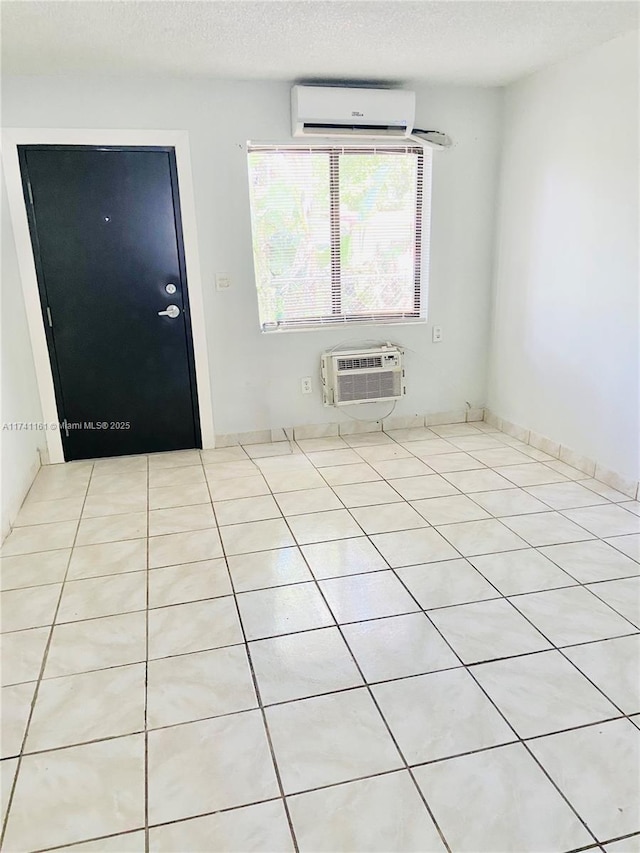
[216,273,231,291]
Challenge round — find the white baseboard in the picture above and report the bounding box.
[1,450,42,542]
[484,409,639,500]
[218,407,487,448]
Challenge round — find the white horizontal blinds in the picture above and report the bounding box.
[418,149,433,316]
[247,144,428,330]
[338,150,419,318]
[247,148,331,326]
[329,150,341,317]
[415,151,424,314]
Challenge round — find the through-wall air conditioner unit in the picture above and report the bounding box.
[321,346,405,407]
[292,85,415,139]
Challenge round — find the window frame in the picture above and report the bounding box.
[247,142,431,333]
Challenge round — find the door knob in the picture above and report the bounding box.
[158,304,180,318]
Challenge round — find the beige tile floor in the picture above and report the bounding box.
[1,423,639,852]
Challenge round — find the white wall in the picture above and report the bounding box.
[488,32,639,481]
[1,77,502,436]
[1,168,45,537]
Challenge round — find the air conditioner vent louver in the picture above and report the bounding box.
[337,356,383,371]
[321,346,405,407]
[338,371,400,402]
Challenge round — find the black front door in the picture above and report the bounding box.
[19,145,201,461]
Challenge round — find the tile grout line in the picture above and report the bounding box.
[2,537,639,599]
[463,560,639,735]
[5,604,638,757]
[462,593,635,843]
[467,530,637,620]
[4,707,635,842]
[284,439,640,647]
[5,569,628,636]
[11,479,636,537]
[308,483,626,848]
[13,716,640,847]
[270,488,454,853]
[252,443,461,847]
[382,558,605,848]
[1,434,638,848]
[5,661,637,764]
[5,430,634,558]
[572,580,640,631]
[3,458,638,681]
[383,515,640,762]
[12,429,635,509]
[201,452,301,853]
[143,453,150,853]
[0,461,95,848]
[3,496,637,671]
[7,616,639,712]
[30,825,147,853]
[39,608,637,661]
[3,502,639,592]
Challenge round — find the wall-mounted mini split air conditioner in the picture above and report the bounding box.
[321,346,405,407]
[291,85,451,148]
[291,85,415,139]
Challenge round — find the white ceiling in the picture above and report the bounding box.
[1,0,638,86]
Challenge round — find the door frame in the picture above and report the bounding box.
[2,128,215,463]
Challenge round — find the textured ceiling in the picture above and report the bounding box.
[1,0,638,86]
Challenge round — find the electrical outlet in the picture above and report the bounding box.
[215,273,231,291]
[432,325,443,343]
[301,377,313,394]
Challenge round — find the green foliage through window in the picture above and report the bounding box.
[247,145,430,330]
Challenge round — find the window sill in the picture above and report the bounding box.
[260,318,428,334]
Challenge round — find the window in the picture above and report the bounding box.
[247,144,431,331]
